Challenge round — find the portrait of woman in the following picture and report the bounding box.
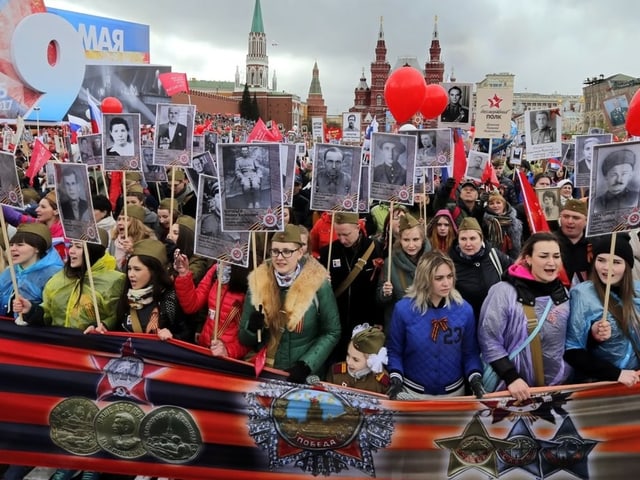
[106,116,134,157]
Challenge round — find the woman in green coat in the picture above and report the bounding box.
[239,224,341,382]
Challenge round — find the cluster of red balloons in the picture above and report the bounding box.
[383,66,448,124]
[626,89,640,136]
[100,97,123,114]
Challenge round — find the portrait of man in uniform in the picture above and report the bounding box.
[315,146,351,195]
[372,137,407,186]
[593,148,640,213]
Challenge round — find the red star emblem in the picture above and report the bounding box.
[92,338,164,404]
[488,94,503,108]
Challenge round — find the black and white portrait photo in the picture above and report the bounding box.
[587,141,640,236]
[102,113,141,172]
[410,128,452,167]
[537,187,561,222]
[194,174,250,267]
[186,151,217,194]
[574,134,612,188]
[439,83,472,128]
[78,135,95,165]
[141,147,167,183]
[370,132,417,205]
[465,151,489,181]
[217,143,283,231]
[310,144,361,212]
[53,163,99,243]
[525,109,562,161]
[153,103,195,167]
[342,112,361,142]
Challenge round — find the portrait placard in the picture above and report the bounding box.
[101,113,142,172]
[342,112,361,143]
[587,141,640,237]
[370,133,417,205]
[574,134,613,188]
[536,187,561,222]
[408,128,452,168]
[524,109,562,162]
[153,103,196,167]
[464,151,489,182]
[0,151,23,207]
[53,163,99,243]
[194,174,250,267]
[217,143,283,232]
[77,133,103,167]
[310,144,362,212]
[438,83,473,129]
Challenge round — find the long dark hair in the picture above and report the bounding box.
[176,224,195,258]
[65,242,107,306]
[590,256,640,339]
[116,254,174,321]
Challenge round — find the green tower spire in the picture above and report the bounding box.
[251,0,264,33]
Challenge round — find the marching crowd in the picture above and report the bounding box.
[1,120,640,479]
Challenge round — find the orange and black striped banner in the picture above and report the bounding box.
[1,317,639,479]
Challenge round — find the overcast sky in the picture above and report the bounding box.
[48,0,640,115]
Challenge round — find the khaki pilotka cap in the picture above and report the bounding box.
[132,239,168,266]
[271,224,303,245]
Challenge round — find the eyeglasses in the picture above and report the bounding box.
[270,248,299,258]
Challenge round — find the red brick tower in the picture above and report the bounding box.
[425,16,445,85]
[370,16,391,129]
[306,61,327,120]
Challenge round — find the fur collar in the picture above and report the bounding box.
[248,255,327,332]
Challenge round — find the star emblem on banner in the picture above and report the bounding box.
[539,416,598,480]
[245,381,393,477]
[435,416,516,478]
[488,94,503,108]
[92,338,164,404]
[496,418,543,477]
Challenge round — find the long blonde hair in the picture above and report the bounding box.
[405,250,462,315]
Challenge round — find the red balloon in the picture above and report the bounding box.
[384,67,427,124]
[419,84,448,119]
[101,97,123,114]
[626,89,640,136]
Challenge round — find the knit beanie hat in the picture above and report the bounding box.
[458,217,483,238]
[592,233,634,267]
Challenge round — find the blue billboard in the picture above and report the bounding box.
[48,7,150,63]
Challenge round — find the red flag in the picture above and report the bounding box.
[25,138,52,186]
[109,171,123,211]
[517,170,549,233]
[481,159,500,188]
[451,128,467,199]
[269,120,283,142]
[247,118,271,142]
[158,72,189,96]
[254,346,267,377]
